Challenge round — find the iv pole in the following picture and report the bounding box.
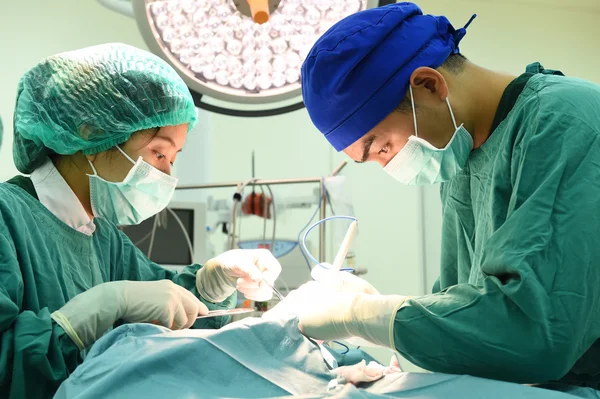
[176,161,348,263]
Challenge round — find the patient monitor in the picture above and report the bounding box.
[121,201,208,270]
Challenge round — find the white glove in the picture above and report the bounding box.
[262,281,324,320]
[311,265,379,295]
[332,359,400,385]
[263,273,378,321]
[51,280,209,350]
[196,249,282,303]
[298,290,408,348]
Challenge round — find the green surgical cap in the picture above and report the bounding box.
[13,43,197,174]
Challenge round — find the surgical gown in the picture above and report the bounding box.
[0,176,236,398]
[392,65,600,387]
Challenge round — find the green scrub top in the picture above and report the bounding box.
[0,176,236,398]
[392,63,600,387]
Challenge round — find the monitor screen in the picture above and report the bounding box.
[121,209,195,265]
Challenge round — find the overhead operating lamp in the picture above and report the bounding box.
[131,0,372,116]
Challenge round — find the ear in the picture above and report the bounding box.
[409,67,448,101]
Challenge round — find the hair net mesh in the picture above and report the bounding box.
[13,43,197,174]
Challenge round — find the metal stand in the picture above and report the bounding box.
[176,161,347,263]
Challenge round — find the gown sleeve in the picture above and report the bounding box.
[392,97,600,383]
[0,232,81,398]
[113,228,237,329]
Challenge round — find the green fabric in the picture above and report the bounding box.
[5,175,38,200]
[525,61,565,76]
[13,43,197,174]
[0,178,235,398]
[489,62,564,133]
[393,66,600,386]
[488,73,533,133]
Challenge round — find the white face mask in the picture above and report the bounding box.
[87,146,178,226]
[383,86,474,185]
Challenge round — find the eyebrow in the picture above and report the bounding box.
[356,135,376,164]
[154,135,183,153]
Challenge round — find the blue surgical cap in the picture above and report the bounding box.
[301,2,475,151]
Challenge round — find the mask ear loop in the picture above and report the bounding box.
[87,146,136,177]
[116,145,136,164]
[87,159,99,176]
[409,86,419,138]
[446,97,459,130]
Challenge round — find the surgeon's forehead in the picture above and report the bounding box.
[344,132,377,163]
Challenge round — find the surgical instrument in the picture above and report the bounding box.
[262,279,285,301]
[197,308,255,319]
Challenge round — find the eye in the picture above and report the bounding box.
[155,151,175,168]
[378,146,389,155]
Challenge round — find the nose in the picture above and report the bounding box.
[379,151,397,168]
[161,165,172,175]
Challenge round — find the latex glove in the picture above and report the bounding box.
[389,354,402,372]
[311,264,379,295]
[327,356,402,391]
[197,249,282,303]
[298,292,407,348]
[263,277,377,322]
[333,359,397,384]
[262,281,324,320]
[51,280,208,350]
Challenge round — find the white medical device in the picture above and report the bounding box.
[332,220,358,271]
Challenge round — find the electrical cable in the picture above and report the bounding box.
[231,178,258,249]
[158,207,168,227]
[237,182,277,254]
[326,191,336,215]
[302,215,357,272]
[229,201,238,250]
[147,213,160,259]
[326,341,350,355]
[145,206,196,265]
[167,207,195,264]
[236,200,242,250]
[133,230,154,247]
[296,180,326,272]
[264,183,288,296]
[259,185,267,242]
[264,184,276,252]
[232,179,277,254]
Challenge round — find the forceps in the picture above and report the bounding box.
[262,279,285,301]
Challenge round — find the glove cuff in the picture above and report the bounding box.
[196,263,236,303]
[52,283,123,349]
[348,294,407,348]
[51,311,86,350]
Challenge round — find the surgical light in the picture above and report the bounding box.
[132,0,368,116]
